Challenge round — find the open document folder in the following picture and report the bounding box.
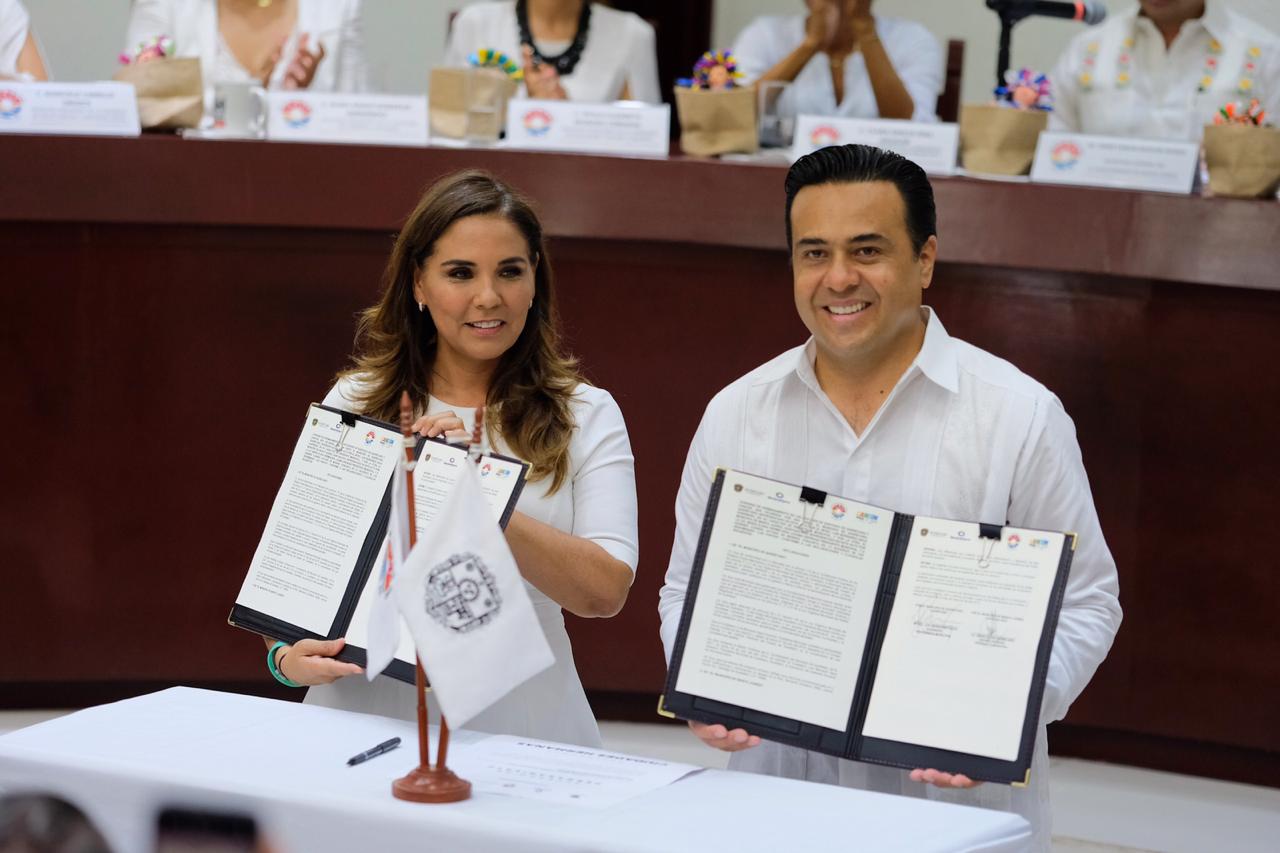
[662,468,1074,785]
[229,403,528,685]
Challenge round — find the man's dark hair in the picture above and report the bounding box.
[784,144,937,256]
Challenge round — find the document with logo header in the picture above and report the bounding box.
[229,403,528,684]
[662,468,1074,785]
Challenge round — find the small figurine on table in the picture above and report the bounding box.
[468,48,524,81]
[1213,99,1268,126]
[120,35,175,65]
[679,50,744,91]
[994,68,1052,111]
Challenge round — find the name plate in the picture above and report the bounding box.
[1030,132,1198,194]
[265,92,428,146]
[792,115,958,175]
[0,82,140,137]
[503,99,670,157]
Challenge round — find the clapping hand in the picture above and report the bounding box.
[281,32,326,89]
[521,44,568,100]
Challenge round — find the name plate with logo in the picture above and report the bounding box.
[1030,132,1198,194]
[503,99,670,157]
[265,92,428,147]
[0,82,140,137]
[792,115,959,176]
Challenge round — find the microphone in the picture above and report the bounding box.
[986,1,1107,26]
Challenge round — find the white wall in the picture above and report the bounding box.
[712,0,1280,107]
[23,0,1280,103]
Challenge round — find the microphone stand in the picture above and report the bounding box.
[986,0,1035,88]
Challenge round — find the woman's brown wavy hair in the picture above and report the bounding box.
[338,170,582,494]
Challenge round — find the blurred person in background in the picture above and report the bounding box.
[124,0,368,92]
[0,793,112,853]
[1051,0,1279,140]
[0,0,49,80]
[731,0,943,121]
[444,1,660,103]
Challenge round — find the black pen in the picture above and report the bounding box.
[347,737,401,766]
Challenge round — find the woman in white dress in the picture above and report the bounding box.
[444,0,660,103]
[732,0,942,121]
[123,0,367,94]
[267,170,639,749]
[0,0,48,80]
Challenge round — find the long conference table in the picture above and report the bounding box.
[0,687,1032,852]
[2,133,1278,787]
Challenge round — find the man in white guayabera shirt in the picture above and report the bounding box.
[657,144,1121,852]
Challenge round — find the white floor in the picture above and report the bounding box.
[3,711,1277,853]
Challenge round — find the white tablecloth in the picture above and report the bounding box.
[0,687,1031,852]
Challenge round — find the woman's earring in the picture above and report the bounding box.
[418,302,425,312]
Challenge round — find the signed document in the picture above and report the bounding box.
[673,468,892,731]
[663,469,1073,784]
[229,403,528,684]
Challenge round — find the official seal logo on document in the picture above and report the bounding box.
[0,90,22,119]
[523,108,553,136]
[424,552,502,633]
[282,100,312,128]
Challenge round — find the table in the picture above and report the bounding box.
[0,687,1031,852]
[2,133,1278,786]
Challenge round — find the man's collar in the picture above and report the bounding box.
[794,306,959,397]
[1201,0,1232,42]
[1131,0,1230,42]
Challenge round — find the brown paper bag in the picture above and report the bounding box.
[675,86,758,157]
[429,67,519,141]
[113,57,203,130]
[1203,124,1280,198]
[959,104,1048,176]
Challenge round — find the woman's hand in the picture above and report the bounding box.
[281,32,326,90]
[521,45,568,100]
[411,410,471,442]
[276,638,363,686]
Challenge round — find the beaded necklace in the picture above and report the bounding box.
[516,0,592,77]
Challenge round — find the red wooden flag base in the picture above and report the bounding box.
[392,764,471,803]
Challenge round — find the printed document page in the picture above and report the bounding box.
[237,406,401,635]
[674,469,893,731]
[861,518,1064,761]
[449,734,700,808]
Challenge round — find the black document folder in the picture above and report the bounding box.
[661,468,1074,785]
[229,403,527,685]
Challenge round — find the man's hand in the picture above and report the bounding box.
[688,720,761,752]
[909,767,984,789]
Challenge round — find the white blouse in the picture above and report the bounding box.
[0,0,31,77]
[123,0,368,95]
[659,310,1121,852]
[443,1,661,104]
[731,14,944,122]
[1050,0,1280,141]
[305,380,639,749]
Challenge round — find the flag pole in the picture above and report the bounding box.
[392,390,471,804]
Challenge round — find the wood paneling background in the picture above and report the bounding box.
[2,135,1277,785]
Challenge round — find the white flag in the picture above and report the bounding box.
[365,451,410,680]
[394,461,554,728]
